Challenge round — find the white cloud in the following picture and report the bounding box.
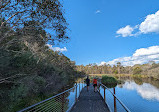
[52,47,67,52]
[47,44,67,52]
[139,10,159,34]
[116,25,135,37]
[133,46,159,57]
[99,45,159,66]
[116,10,159,37]
[95,10,101,14]
[99,61,106,66]
[123,82,159,101]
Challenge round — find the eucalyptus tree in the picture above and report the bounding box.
[117,62,121,74]
[0,0,69,46]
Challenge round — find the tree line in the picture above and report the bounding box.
[0,0,83,111]
[76,62,159,79]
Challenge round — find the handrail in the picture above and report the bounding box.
[100,83,131,112]
[18,85,78,112]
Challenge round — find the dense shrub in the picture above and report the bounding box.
[101,76,118,88]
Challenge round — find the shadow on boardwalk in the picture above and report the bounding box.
[70,84,110,112]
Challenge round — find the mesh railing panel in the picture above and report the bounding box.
[18,81,86,112]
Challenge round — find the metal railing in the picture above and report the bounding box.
[99,83,131,112]
[18,81,85,112]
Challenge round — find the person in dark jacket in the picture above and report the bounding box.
[85,76,90,91]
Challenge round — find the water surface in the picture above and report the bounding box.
[100,78,159,112]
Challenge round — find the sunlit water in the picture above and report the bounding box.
[100,80,159,112]
[67,83,84,110]
[66,81,159,112]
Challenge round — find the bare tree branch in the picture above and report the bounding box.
[1,9,29,26]
[0,0,11,10]
[10,14,30,29]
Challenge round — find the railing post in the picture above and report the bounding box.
[114,87,117,112]
[104,88,106,101]
[62,87,65,112]
[79,81,80,93]
[99,84,100,93]
[83,79,85,87]
[75,82,77,102]
[82,80,83,88]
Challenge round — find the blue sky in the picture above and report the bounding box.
[49,0,159,66]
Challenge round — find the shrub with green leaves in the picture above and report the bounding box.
[101,75,118,88]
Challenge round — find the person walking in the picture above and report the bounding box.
[85,76,90,91]
[93,78,97,92]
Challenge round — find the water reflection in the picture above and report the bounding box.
[100,76,159,112]
[121,81,159,102]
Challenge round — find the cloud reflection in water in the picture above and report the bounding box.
[122,82,159,101]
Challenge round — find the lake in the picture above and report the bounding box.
[65,77,159,112]
[99,77,159,112]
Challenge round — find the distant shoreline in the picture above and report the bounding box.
[88,74,159,80]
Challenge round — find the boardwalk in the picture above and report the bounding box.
[70,84,110,112]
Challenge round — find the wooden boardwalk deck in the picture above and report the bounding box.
[70,84,110,112]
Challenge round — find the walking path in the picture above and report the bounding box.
[70,84,110,112]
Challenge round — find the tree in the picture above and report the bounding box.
[117,62,121,74]
[0,2,78,111]
[133,66,142,75]
[0,23,77,111]
[0,0,69,46]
